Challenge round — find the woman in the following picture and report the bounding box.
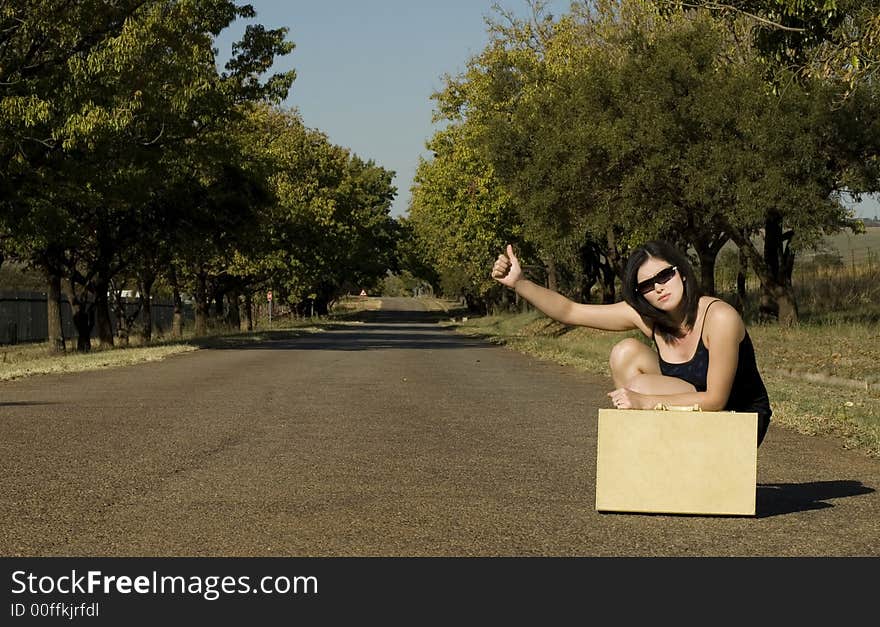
[491,240,771,445]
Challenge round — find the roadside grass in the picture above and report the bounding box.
[452,312,880,458]
[328,295,466,323]
[330,295,383,314]
[0,321,325,382]
[0,297,463,382]
[330,295,463,315]
[0,342,200,381]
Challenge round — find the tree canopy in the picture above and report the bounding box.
[406,0,880,323]
[1,1,399,349]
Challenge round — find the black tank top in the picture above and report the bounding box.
[653,300,772,424]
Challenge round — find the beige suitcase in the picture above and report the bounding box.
[596,408,758,516]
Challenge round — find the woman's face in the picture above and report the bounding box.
[636,256,684,311]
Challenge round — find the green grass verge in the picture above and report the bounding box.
[452,312,880,459]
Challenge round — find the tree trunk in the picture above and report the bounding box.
[169,264,184,338]
[498,285,511,313]
[194,271,209,336]
[724,219,799,326]
[579,278,596,304]
[697,250,717,296]
[139,274,155,342]
[599,256,616,304]
[46,271,65,353]
[602,227,622,303]
[244,292,254,331]
[94,276,114,348]
[760,216,781,319]
[545,257,558,292]
[111,288,131,347]
[693,239,725,297]
[227,290,241,330]
[736,247,748,313]
[464,293,479,313]
[578,242,601,304]
[213,286,225,324]
[776,292,798,326]
[781,239,796,287]
[73,309,93,352]
[314,296,329,316]
[63,279,93,352]
[605,227,624,279]
[759,214,798,322]
[688,230,728,297]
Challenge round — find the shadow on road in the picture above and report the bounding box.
[332,309,462,324]
[197,324,492,352]
[0,401,57,407]
[756,480,875,518]
[597,480,876,520]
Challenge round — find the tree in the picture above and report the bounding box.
[227,105,399,319]
[434,0,880,324]
[657,1,880,322]
[1,0,149,349]
[433,6,630,302]
[391,217,440,295]
[1,1,295,349]
[408,122,523,312]
[657,1,880,93]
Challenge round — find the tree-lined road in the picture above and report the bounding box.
[1,303,878,556]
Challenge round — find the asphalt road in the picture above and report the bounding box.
[1,297,878,556]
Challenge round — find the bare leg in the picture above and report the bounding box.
[609,338,661,387]
[627,373,697,395]
[608,338,697,394]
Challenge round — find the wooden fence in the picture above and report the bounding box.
[0,291,190,345]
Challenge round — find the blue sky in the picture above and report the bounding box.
[214,1,877,220]
[845,194,879,220]
[212,0,566,218]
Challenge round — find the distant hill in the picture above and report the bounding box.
[860,217,880,227]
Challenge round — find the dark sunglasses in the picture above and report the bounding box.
[637,266,678,294]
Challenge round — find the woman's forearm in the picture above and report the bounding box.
[641,391,726,411]
[513,279,576,324]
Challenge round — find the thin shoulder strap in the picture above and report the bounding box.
[699,299,722,338]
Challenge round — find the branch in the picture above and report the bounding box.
[23,136,57,149]
[141,123,165,146]
[674,1,807,33]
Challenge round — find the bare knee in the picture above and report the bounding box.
[609,338,655,387]
[609,338,646,370]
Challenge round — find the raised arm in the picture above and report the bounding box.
[491,245,645,333]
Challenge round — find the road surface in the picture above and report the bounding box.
[1,298,878,556]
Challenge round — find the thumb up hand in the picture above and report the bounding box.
[491,244,523,288]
